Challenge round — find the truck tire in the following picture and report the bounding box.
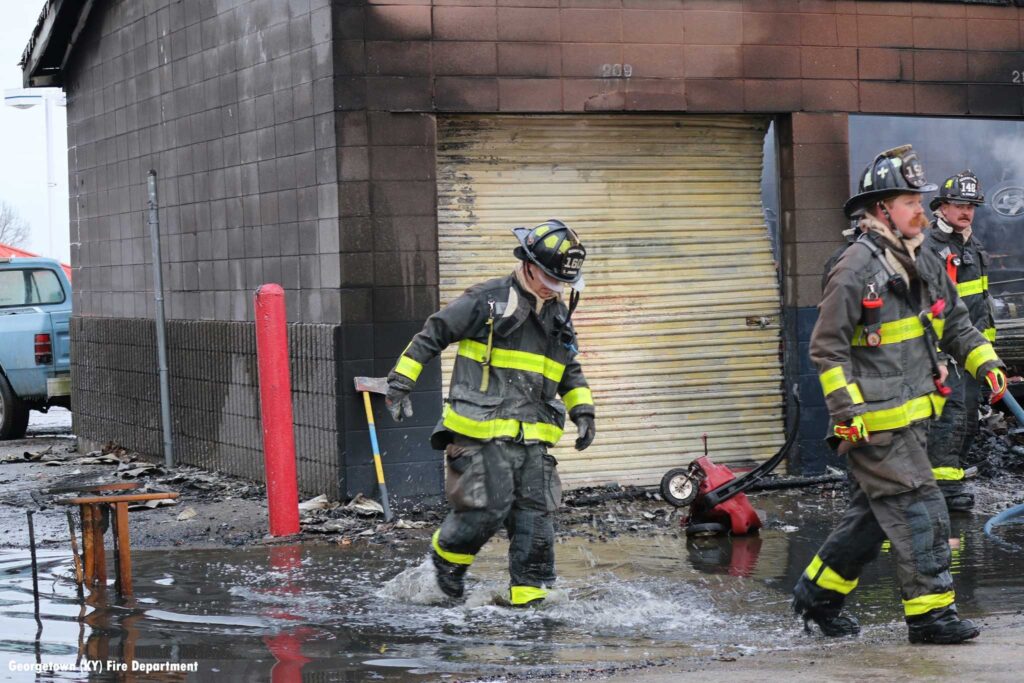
[0,373,29,440]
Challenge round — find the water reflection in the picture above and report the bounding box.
[3,494,1024,680]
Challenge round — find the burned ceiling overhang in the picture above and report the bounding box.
[20,0,97,88]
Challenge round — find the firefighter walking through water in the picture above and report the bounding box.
[923,171,994,512]
[794,146,1008,644]
[385,220,595,606]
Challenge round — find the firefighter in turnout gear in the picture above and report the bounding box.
[386,220,595,606]
[794,146,1007,644]
[923,171,993,512]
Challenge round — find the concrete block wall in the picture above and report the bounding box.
[331,111,444,496]
[777,112,851,473]
[65,0,340,324]
[63,0,348,496]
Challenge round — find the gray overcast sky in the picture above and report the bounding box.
[0,1,70,263]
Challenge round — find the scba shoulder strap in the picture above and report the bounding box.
[855,233,910,302]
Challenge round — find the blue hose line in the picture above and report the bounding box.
[1001,390,1024,425]
[979,391,1024,550]
[983,502,1024,552]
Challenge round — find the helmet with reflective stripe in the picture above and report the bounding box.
[512,219,586,285]
[930,170,985,211]
[844,145,938,218]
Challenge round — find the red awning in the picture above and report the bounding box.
[0,243,72,281]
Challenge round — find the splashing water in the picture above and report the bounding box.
[8,494,1024,681]
[379,557,450,605]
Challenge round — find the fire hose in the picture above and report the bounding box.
[982,389,1024,551]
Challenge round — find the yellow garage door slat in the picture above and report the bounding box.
[436,115,785,488]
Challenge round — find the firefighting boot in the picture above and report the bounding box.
[507,585,548,607]
[431,551,469,599]
[907,606,980,644]
[792,577,860,637]
[945,489,975,513]
[938,481,974,512]
[945,492,975,512]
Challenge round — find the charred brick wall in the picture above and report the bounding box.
[71,317,341,498]
[57,0,1024,492]
[335,0,1024,476]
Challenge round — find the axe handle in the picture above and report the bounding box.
[361,391,394,522]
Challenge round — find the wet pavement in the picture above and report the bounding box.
[4,488,1024,682]
[4,405,1024,681]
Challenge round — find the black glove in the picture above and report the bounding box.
[573,414,595,451]
[385,384,414,422]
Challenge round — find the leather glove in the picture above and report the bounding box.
[833,415,868,444]
[385,384,414,422]
[985,367,1007,405]
[574,414,595,451]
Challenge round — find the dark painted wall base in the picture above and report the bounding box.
[71,317,341,498]
[338,321,444,504]
[792,305,843,475]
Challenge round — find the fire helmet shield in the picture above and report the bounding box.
[958,174,980,200]
[898,149,927,189]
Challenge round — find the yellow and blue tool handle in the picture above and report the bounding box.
[362,391,394,522]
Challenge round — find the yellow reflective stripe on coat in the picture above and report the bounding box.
[932,467,965,481]
[819,367,847,395]
[984,327,997,342]
[432,529,474,565]
[852,313,943,347]
[964,343,998,378]
[819,367,863,405]
[395,355,423,382]
[563,387,594,412]
[458,339,566,383]
[861,393,945,433]
[509,585,548,605]
[903,591,955,617]
[957,276,988,298]
[521,421,564,444]
[805,555,858,595]
[441,406,564,445]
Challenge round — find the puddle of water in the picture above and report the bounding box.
[3,492,1024,681]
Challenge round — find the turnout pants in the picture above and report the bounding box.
[798,424,956,618]
[926,365,981,496]
[432,435,562,588]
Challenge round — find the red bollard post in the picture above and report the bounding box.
[254,284,301,537]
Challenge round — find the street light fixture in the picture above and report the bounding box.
[3,87,67,258]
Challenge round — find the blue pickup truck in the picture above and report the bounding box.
[0,256,71,439]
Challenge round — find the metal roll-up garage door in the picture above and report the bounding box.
[436,115,784,488]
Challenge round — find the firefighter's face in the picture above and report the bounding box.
[880,194,927,238]
[938,201,975,231]
[524,263,561,300]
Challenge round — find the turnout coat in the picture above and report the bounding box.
[390,273,595,450]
